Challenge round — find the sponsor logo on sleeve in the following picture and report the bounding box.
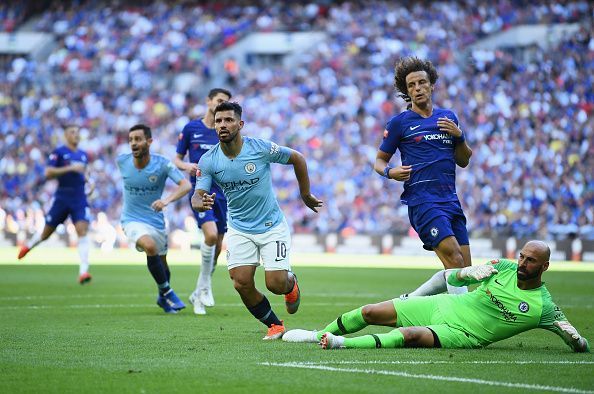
[270,142,280,155]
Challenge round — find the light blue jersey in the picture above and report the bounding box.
[195,136,292,234]
[117,153,184,229]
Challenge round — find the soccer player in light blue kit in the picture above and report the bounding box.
[191,102,323,339]
[173,88,232,315]
[117,124,192,314]
[18,125,93,285]
[374,56,473,298]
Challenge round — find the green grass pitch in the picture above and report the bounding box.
[1,247,593,393]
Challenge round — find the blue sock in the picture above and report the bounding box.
[146,255,170,295]
[247,296,282,327]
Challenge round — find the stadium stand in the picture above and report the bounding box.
[1,1,592,254]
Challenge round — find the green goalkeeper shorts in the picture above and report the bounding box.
[392,295,481,349]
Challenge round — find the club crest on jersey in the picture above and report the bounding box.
[148,175,158,183]
[245,162,256,174]
[518,302,529,313]
[430,227,439,238]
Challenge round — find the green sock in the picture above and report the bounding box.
[344,329,404,349]
[316,306,367,341]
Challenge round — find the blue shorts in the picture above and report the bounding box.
[190,195,228,234]
[408,201,469,251]
[45,197,90,228]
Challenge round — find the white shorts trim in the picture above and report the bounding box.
[122,221,168,255]
[226,219,291,271]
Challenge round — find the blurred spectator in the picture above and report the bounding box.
[1,0,593,245]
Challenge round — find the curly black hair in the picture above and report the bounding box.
[393,57,439,103]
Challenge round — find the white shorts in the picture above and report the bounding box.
[226,219,291,271]
[122,221,168,256]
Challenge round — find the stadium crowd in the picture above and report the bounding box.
[1,0,593,247]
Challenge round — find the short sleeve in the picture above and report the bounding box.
[378,116,402,155]
[195,155,213,192]
[176,127,189,156]
[165,159,184,183]
[47,149,60,167]
[255,139,291,164]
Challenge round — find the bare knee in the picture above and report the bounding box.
[203,232,217,246]
[232,276,255,294]
[361,302,396,325]
[265,277,287,295]
[441,249,465,269]
[401,327,435,348]
[140,239,158,256]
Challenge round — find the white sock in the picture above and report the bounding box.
[26,232,43,249]
[196,243,214,291]
[78,235,90,275]
[408,270,448,297]
[446,282,468,294]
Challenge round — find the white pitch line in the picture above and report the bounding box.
[273,360,594,365]
[261,362,594,394]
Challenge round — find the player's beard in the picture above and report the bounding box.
[132,144,149,159]
[517,267,541,281]
[218,128,238,143]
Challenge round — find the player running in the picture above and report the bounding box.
[173,88,232,315]
[18,125,93,284]
[374,56,474,297]
[191,102,323,339]
[117,124,191,314]
[283,241,590,353]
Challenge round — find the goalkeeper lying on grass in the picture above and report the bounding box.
[284,240,589,352]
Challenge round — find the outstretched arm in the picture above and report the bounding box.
[447,264,499,286]
[552,321,590,353]
[173,153,198,176]
[151,179,192,212]
[287,150,323,213]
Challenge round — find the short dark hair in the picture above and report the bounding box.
[62,124,79,131]
[208,88,232,100]
[214,102,242,119]
[394,57,439,102]
[129,124,152,139]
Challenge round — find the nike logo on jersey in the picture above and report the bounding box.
[410,125,421,130]
[494,279,503,286]
[193,134,203,138]
[215,170,224,175]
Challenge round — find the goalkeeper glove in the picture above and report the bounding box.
[459,265,498,281]
[554,321,589,352]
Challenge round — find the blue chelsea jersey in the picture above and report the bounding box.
[379,107,463,206]
[47,145,88,200]
[176,119,224,199]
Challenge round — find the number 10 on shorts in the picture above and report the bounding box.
[276,241,287,259]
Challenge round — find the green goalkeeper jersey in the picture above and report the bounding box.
[444,259,580,350]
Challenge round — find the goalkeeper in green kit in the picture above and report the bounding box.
[283,241,589,352]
